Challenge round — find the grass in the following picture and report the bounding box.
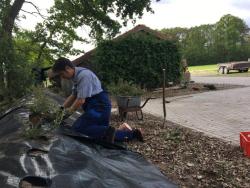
[189,64,250,77]
[188,64,218,71]
[188,64,218,76]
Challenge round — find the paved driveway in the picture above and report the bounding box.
[192,76,250,86]
[143,76,250,145]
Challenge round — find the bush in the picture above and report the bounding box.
[28,87,57,116]
[107,79,144,96]
[0,35,34,100]
[22,87,65,139]
[92,33,181,89]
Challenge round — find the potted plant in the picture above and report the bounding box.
[108,79,144,108]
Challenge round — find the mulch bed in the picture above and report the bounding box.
[144,82,242,99]
[1,85,249,187]
[110,113,250,188]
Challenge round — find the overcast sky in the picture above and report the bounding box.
[19,0,250,59]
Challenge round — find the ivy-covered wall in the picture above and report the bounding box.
[92,33,181,89]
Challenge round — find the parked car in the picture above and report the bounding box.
[218,60,250,74]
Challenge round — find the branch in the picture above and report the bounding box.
[21,9,41,17]
[23,1,47,19]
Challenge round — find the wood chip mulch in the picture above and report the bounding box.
[111,113,250,188]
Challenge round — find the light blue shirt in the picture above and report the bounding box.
[72,67,103,99]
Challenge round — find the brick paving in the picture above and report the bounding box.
[143,76,250,145]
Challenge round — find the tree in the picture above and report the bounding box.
[0,0,31,99]
[213,14,249,62]
[14,30,52,67]
[160,14,250,66]
[0,0,156,100]
[182,24,215,65]
[30,0,155,64]
[160,27,188,44]
[0,0,24,91]
[0,0,25,38]
[50,0,153,41]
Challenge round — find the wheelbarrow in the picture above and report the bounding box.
[118,97,156,121]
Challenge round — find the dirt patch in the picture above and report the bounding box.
[110,113,250,188]
[145,82,242,99]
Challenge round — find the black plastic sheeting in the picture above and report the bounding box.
[0,103,178,187]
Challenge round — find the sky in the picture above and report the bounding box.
[19,0,250,59]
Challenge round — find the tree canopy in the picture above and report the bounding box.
[0,0,156,100]
[161,14,250,66]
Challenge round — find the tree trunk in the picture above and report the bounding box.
[2,0,25,37]
[0,0,25,94]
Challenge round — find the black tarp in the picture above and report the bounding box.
[0,103,177,188]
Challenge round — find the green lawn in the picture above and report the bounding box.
[189,64,250,77]
[188,64,218,76]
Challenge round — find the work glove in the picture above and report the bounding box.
[59,105,65,111]
[62,108,74,120]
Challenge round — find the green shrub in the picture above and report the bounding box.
[107,79,144,96]
[0,35,34,100]
[28,87,57,116]
[92,34,181,89]
[21,87,65,139]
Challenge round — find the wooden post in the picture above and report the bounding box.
[162,69,166,126]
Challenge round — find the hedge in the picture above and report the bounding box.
[92,34,181,89]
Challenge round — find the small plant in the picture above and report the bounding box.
[50,108,65,129]
[22,87,64,139]
[22,125,45,140]
[22,109,64,140]
[28,87,58,118]
[108,79,144,96]
[164,128,182,143]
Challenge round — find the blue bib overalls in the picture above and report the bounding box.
[71,69,134,141]
[72,90,111,139]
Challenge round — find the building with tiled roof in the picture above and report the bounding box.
[72,24,169,67]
